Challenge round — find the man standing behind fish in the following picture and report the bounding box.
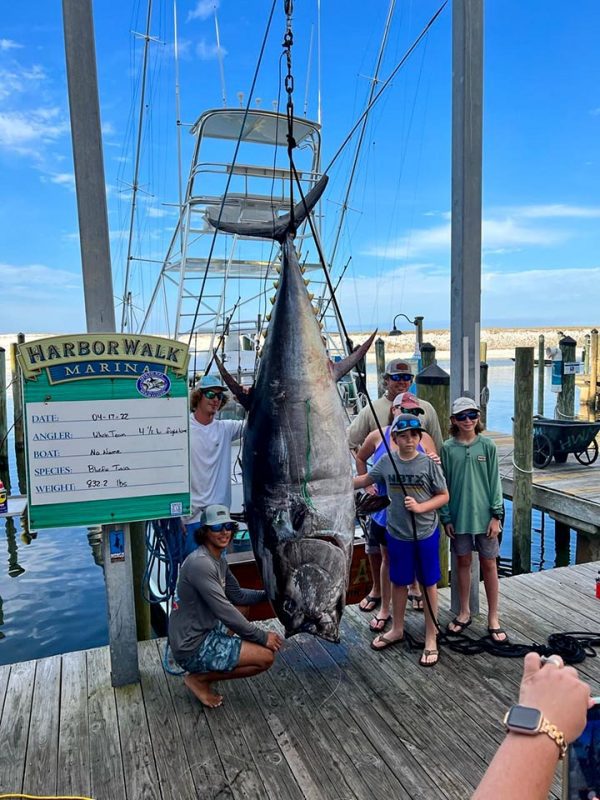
[182,374,243,558]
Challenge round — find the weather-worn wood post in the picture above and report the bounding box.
[0,348,8,475]
[554,520,570,568]
[420,342,436,369]
[583,334,591,374]
[479,361,489,430]
[512,347,534,574]
[479,341,487,363]
[558,336,576,420]
[131,520,152,641]
[416,364,452,590]
[589,329,598,410]
[537,334,545,416]
[375,337,386,397]
[576,530,600,564]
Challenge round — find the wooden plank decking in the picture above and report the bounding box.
[1,563,600,799]
[489,430,600,531]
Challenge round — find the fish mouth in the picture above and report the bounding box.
[273,538,348,643]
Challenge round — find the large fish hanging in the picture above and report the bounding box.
[209,176,374,641]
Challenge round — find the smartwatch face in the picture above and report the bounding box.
[506,705,543,731]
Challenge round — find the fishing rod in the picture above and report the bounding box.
[202,297,241,378]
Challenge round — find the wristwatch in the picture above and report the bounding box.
[503,705,567,759]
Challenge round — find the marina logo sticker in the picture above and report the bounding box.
[137,371,171,398]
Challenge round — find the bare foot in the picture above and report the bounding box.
[184,674,223,708]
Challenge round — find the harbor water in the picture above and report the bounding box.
[0,358,578,665]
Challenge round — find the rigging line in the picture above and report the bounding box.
[186,0,278,349]
[327,0,397,274]
[323,0,447,177]
[173,0,184,261]
[121,0,155,333]
[214,8,227,107]
[318,256,351,321]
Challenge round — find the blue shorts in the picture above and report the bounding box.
[385,528,441,587]
[176,622,242,674]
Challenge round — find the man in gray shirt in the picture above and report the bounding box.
[169,504,283,707]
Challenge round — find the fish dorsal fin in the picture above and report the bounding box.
[207,174,329,242]
[213,354,252,411]
[330,331,377,382]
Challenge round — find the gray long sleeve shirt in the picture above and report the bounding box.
[168,545,268,662]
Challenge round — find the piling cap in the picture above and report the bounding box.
[451,396,480,415]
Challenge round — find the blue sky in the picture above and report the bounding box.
[1,1,600,334]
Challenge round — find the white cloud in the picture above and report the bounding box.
[195,39,227,61]
[187,0,219,22]
[0,107,68,156]
[0,63,45,101]
[42,172,76,191]
[0,39,23,51]
[514,204,600,219]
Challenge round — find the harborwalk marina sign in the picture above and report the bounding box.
[18,334,191,530]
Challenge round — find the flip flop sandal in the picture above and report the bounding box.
[358,594,381,612]
[410,594,424,611]
[370,633,405,651]
[488,627,509,644]
[369,614,392,632]
[446,616,472,635]
[419,649,440,667]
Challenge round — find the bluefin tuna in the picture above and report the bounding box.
[209,176,374,641]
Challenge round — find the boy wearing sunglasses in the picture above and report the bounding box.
[353,414,449,667]
[183,374,244,557]
[169,504,284,708]
[440,397,507,643]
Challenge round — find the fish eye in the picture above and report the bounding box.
[283,598,297,615]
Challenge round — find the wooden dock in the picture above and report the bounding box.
[1,562,599,799]
[490,430,600,549]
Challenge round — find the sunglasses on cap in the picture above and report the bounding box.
[209,522,235,532]
[454,410,479,421]
[388,373,413,382]
[203,389,226,400]
[393,418,422,431]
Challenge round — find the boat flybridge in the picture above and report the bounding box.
[139,107,363,412]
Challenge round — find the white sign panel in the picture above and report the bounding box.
[26,397,189,506]
[563,362,582,375]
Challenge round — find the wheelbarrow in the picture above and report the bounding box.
[532,416,600,469]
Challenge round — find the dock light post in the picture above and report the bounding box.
[389,314,423,359]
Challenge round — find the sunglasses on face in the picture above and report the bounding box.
[209,522,235,532]
[389,373,413,382]
[204,390,225,400]
[454,411,479,421]
[393,418,422,431]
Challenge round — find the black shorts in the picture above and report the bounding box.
[366,518,387,553]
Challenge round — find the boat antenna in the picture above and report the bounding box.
[214,8,227,107]
[303,24,314,117]
[324,0,447,176]
[327,0,396,274]
[316,0,321,127]
[173,0,184,259]
[120,0,157,332]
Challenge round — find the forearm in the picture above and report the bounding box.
[472,733,559,800]
[353,473,374,489]
[416,491,449,514]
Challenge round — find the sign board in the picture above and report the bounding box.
[18,334,191,529]
[563,362,582,375]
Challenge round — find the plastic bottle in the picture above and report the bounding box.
[0,480,7,515]
[596,571,600,600]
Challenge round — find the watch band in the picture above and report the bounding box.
[539,719,567,760]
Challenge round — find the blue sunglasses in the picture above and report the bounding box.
[393,418,422,432]
[209,522,235,532]
[388,373,413,382]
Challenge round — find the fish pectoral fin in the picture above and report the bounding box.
[330,330,377,382]
[213,354,252,410]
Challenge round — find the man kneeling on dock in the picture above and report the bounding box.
[168,505,283,707]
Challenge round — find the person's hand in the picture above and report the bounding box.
[404,496,421,513]
[266,631,284,653]
[518,653,593,743]
[365,484,378,496]
[425,451,441,465]
[444,522,455,539]
[487,518,502,538]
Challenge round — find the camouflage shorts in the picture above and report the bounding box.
[177,622,242,674]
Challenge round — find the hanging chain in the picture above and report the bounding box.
[283,0,296,227]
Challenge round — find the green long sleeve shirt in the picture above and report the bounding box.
[439,435,504,534]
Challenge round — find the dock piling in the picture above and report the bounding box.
[375,337,386,397]
[558,335,577,420]
[589,329,598,410]
[0,348,8,475]
[479,361,488,430]
[537,334,545,416]
[512,347,534,574]
[420,342,436,369]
